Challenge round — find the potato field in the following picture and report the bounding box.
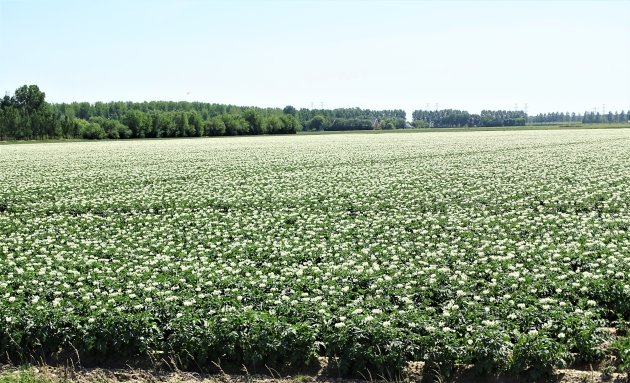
[1,129,629,378]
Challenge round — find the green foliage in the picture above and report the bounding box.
[0,85,56,139]
[532,112,582,124]
[323,322,418,379]
[13,85,46,111]
[1,131,629,376]
[412,119,430,128]
[222,114,250,135]
[89,117,131,139]
[0,369,53,383]
[583,111,628,124]
[242,109,265,135]
[168,313,317,370]
[327,118,373,131]
[264,114,301,134]
[611,335,630,373]
[280,114,301,133]
[376,118,405,130]
[299,107,406,128]
[307,115,326,131]
[283,105,297,116]
[75,119,106,139]
[511,333,572,378]
[412,109,528,128]
[1,84,628,141]
[188,111,204,137]
[264,115,284,134]
[204,116,226,136]
[122,110,150,138]
[564,319,608,364]
[468,330,512,375]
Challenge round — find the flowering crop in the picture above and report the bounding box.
[1,129,629,377]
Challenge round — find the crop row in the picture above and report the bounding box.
[1,130,629,378]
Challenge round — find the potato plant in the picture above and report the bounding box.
[0,129,629,377]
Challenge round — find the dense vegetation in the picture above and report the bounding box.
[529,111,628,125]
[1,130,629,379]
[529,112,584,124]
[411,109,528,128]
[298,108,407,131]
[0,85,303,140]
[412,110,628,128]
[582,111,628,124]
[0,85,407,140]
[1,84,627,141]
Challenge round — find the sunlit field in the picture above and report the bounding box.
[1,129,629,378]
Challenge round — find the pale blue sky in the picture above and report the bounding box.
[1,0,629,116]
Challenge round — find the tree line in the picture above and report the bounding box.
[528,111,628,124]
[0,85,409,140]
[0,86,305,140]
[411,109,527,128]
[412,109,627,128]
[529,112,583,124]
[581,111,628,124]
[299,107,407,131]
[0,85,58,140]
[1,85,628,141]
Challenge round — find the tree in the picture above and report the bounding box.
[242,109,265,135]
[307,115,326,131]
[13,85,45,111]
[279,114,301,134]
[9,85,50,139]
[222,114,249,135]
[188,111,204,136]
[283,105,297,116]
[75,102,93,120]
[378,119,395,130]
[264,115,284,134]
[123,110,150,138]
[412,120,429,128]
[204,117,226,136]
[90,117,131,139]
[75,119,105,139]
[174,112,191,137]
[328,118,373,131]
[0,99,20,140]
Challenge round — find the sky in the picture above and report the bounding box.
[1,0,629,118]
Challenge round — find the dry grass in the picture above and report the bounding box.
[1,360,627,383]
